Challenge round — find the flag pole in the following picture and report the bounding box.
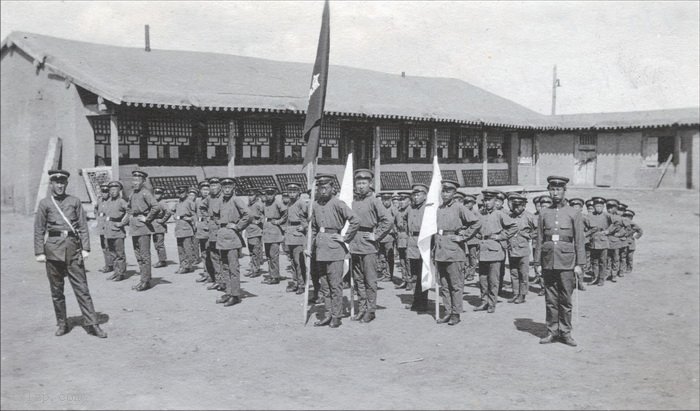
[303,159,317,325]
[435,277,440,323]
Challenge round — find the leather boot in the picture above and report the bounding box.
[437,314,451,324]
[314,316,332,327]
[87,324,107,338]
[329,317,342,328]
[55,324,69,336]
[361,312,375,323]
[539,333,557,344]
[560,334,578,346]
[473,303,488,312]
[223,295,241,307]
[507,295,519,303]
[352,311,366,321]
[395,281,407,289]
[514,295,526,304]
[448,314,461,326]
[153,261,167,268]
[216,294,231,304]
[99,266,114,273]
[286,282,297,292]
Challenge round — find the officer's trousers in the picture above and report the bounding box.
[619,247,628,274]
[152,233,167,263]
[132,235,152,282]
[352,253,378,313]
[264,242,281,279]
[46,255,98,326]
[466,244,480,279]
[542,269,575,337]
[198,238,208,262]
[100,235,113,269]
[409,258,429,309]
[479,260,501,308]
[106,237,126,275]
[509,255,529,297]
[188,237,200,264]
[176,236,194,270]
[590,248,608,283]
[205,241,222,283]
[247,236,263,273]
[626,249,635,273]
[607,248,621,278]
[584,246,592,275]
[498,255,507,295]
[437,261,464,315]
[317,260,344,319]
[220,248,241,297]
[397,247,408,283]
[288,244,306,285]
[377,241,395,277]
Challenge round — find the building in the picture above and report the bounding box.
[2,31,699,214]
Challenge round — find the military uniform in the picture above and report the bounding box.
[493,190,510,297]
[94,185,114,272]
[583,199,595,277]
[617,203,630,275]
[102,181,129,281]
[604,199,628,281]
[533,195,552,296]
[534,176,586,347]
[475,190,517,313]
[128,170,159,290]
[261,187,288,285]
[283,183,309,294]
[215,177,250,306]
[151,188,172,267]
[312,174,359,328]
[194,183,210,273]
[34,170,105,338]
[463,194,480,283]
[623,210,643,274]
[393,192,411,290]
[404,184,428,310]
[245,192,265,277]
[435,180,481,325]
[172,187,197,273]
[507,193,537,304]
[204,179,225,290]
[349,169,392,323]
[586,197,612,286]
[377,192,397,282]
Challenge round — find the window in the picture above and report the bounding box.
[206,119,232,162]
[283,121,306,162]
[457,128,481,163]
[91,117,111,166]
[242,120,272,159]
[90,117,142,165]
[320,121,341,160]
[379,125,401,162]
[408,126,430,160]
[487,133,505,163]
[147,118,192,160]
[642,136,658,166]
[519,136,533,164]
[436,128,451,159]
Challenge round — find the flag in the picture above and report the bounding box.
[338,152,354,274]
[302,0,330,169]
[418,155,442,291]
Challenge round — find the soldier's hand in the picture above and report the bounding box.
[81,250,90,259]
[535,265,542,275]
[574,265,583,276]
[183,216,192,222]
[329,233,344,242]
[226,223,237,230]
[35,254,46,263]
[450,235,463,242]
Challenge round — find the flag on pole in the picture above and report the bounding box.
[338,152,354,274]
[418,155,442,291]
[302,0,330,169]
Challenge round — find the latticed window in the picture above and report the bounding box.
[320,121,341,159]
[242,120,272,159]
[408,126,430,159]
[91,117,111,163]
[519,136,533,164]
[458,128,481,162]
[90,117,142,165]
[436,128,451,159]
[379,125,401,160]
[146,118,191,159]
[284,121,306,161]
[487,133,505,163]
[206,119,233,160]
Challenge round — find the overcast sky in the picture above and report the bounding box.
[2,1,698,115]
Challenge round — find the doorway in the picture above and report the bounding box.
[574,133,597,186]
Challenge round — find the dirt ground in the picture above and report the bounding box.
[1,188,698,410]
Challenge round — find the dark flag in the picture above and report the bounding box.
[302,0,330,169]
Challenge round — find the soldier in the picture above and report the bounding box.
[586,196,612,286]
[474,190,517,313]
[532,195,553,296]
[617,203,630,276]
[404,184,429,311]
[213,177,250,306]
[394,191,412,290]
[311,174,359,328]
[103,181,129,282]
[583,198,595,278]
[435,180,481,325]
[193,180,210,275]
[604,199,627,282]
[507,193,537,304]
[534,176,585,347]
[284,182,309,294]
[95,183,114,273]
[245,189,265,278]
[585,199,595,214]
[34,170,106,338]
[150,187,172,268]
[171,186,197,274]
[623,210,643,274]
[377,191,396,283]
[463,194,480,283]
[281,192,291,207]
[203,177,225,291]
[128,170,159,291]
[349,169,392,323]
[568,197,587,291]
[492,190,510,297]
[261,186,287,285]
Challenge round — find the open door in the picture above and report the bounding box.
[574,133,597,186]
[346,124,373,170]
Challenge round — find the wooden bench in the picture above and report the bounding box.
[380,171,411,190]
[149,175,199,199]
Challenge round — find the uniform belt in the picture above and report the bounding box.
[219,222,239,228]
[411,231,421,236]
[107,217,122,222]
[318,227,339,234]
[358,226,373,232]
[438,230,457,235]
[198,217,206,222]
[48,230,77,238]
[289,221,302,226]
[545,235,573,243]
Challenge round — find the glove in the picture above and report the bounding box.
[36,254,46,263]
[573,265,582,276]
[81,250,90,259]
[535,265,542,275]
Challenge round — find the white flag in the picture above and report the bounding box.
[418,155,442,290]
[338,153,354,274]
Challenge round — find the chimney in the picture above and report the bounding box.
[145,24,151,52]
[401,71,405,78]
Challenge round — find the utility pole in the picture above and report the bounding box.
[551,65,561,115]
[145,24,151,52]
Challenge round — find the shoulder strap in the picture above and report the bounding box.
[50,196,77,235]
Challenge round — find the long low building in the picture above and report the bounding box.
[1,31,699,213]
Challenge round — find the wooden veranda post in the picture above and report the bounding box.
[110,115,119,181]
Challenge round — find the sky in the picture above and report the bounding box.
[1,1,698,115]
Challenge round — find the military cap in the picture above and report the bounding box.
[379,191,393,199]
[618,203,628,211]
[546,175,570,186]
[262,186,278,194]
[508,192,527,202]
[99,183,110,192]
[412,183,429,193]
[463,194,477,203]
[315,173,335,186]
[397,191,412,198]
[285,182,302,191]
[622,210,635,217]
[132,170,148,178]
[481,189,501,199]
[198,180,210,188]
[107,181,123,190]
[568,198,585,207]
[605,198,620,207]
[585,199,594,207]
[493,190,507,200]
[453,191,465,199]
[188,187,199,195]
[281,192,290,197]
[391,194,401,200]
[441,179,459,190]
[354,169,374,180]
[220,177,235,185]
[208,177,221,184]
[539,196,553,205]
[48,169,70,180]
[154,187,164,194]
[592,196,606,205]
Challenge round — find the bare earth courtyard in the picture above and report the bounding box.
[1,188,698,410]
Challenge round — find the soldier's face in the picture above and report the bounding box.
[465,201,475,210]
[413,191,426,205]
[401,197,411,208]
[606,205,617,214]
[188,193,196,201]
[594,204,604,213]
[132,176,144,191]
[382,199,392,208]
[354,179,370,195]
[200,187,210,197]
[178,191,186,200]
[109,187,120,198]
[222,184,234,196]
[513,203,525,215]
[573,204,583,211]
[441,187,455,203]
[265,193,275,203]
[548,185,566,203]
[289,191,299,201]
[50,179,67,196]
[392,199,399,208]
[317,183,332,199]
[210,183,221,196]
[101,191,110,200]
[494,198,504,209]
[587,206,594,213]
[484,197,496,210]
